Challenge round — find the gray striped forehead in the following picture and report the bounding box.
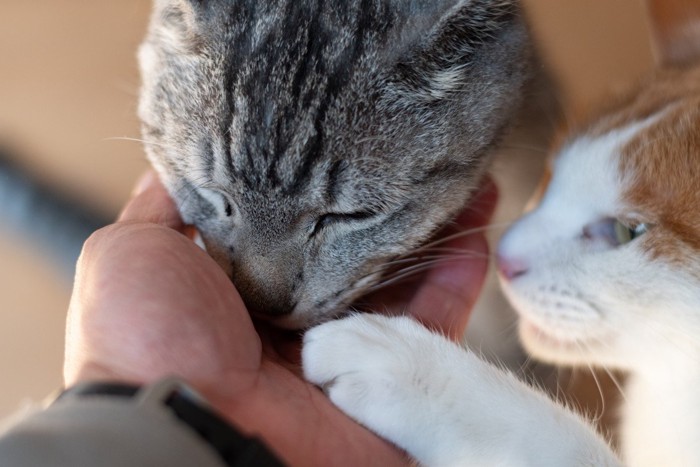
[146,0,525,199]
[209,1,409,194]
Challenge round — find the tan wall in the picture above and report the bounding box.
[0,1,150,415]
[0,1,653,417]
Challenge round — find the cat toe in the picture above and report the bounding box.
[303,314,416,431]
[302,313,397,389]
[303,313,446,408]
[302,313,463,464]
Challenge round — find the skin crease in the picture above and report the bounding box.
[63,171,496,466]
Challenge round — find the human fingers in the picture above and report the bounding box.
[65,170,261,392]
[118,171,185,230]
[406,177,498,340]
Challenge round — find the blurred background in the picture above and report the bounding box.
[0,0,653,421]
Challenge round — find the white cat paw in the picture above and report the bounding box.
[302,313,459,464]
[303,314,621,467]
[303,313,420,399]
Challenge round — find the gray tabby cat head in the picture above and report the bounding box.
[138,0,531,328]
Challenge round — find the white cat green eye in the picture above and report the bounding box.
[613,220,648,245]
[583,219,649,247]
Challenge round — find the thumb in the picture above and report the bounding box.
[118,171,184,230]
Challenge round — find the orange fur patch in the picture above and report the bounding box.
[565,65,700,265]
[614,65,700,263]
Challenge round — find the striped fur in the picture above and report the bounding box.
[138,0,532,327]
[303,2,700,465]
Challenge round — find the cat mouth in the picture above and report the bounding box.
[519,319,593,351]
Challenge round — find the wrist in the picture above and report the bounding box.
[57,377,285,467]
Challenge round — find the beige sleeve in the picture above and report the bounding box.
[0,394,227,467]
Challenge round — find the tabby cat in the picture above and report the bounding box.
[137,0,532,328]
[305,1,700,465]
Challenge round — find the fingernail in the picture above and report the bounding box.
[132,171,158,197]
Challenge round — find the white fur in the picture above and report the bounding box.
[303,314,618,466]
[498,119,661,369]
[499,115,700,465]
[303,116,700,466]
[415,66,468,101]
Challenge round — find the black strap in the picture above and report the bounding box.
[58,381,285,467]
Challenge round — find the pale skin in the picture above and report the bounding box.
[63,171,496,466]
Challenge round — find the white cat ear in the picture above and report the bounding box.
[646,0,700,66]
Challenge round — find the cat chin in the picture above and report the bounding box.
[517,320,601,366]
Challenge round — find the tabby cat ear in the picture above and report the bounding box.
[153,0,207,53]
[646,0,700,67]
[390,0,527,103]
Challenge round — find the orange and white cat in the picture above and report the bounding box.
[303,1,700,465]
[498,2,700,463]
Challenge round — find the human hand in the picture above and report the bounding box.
[63,172,496,466]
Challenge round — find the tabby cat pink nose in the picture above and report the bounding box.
[496,255,528,280]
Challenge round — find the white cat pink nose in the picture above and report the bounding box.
[496,255,528,280]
